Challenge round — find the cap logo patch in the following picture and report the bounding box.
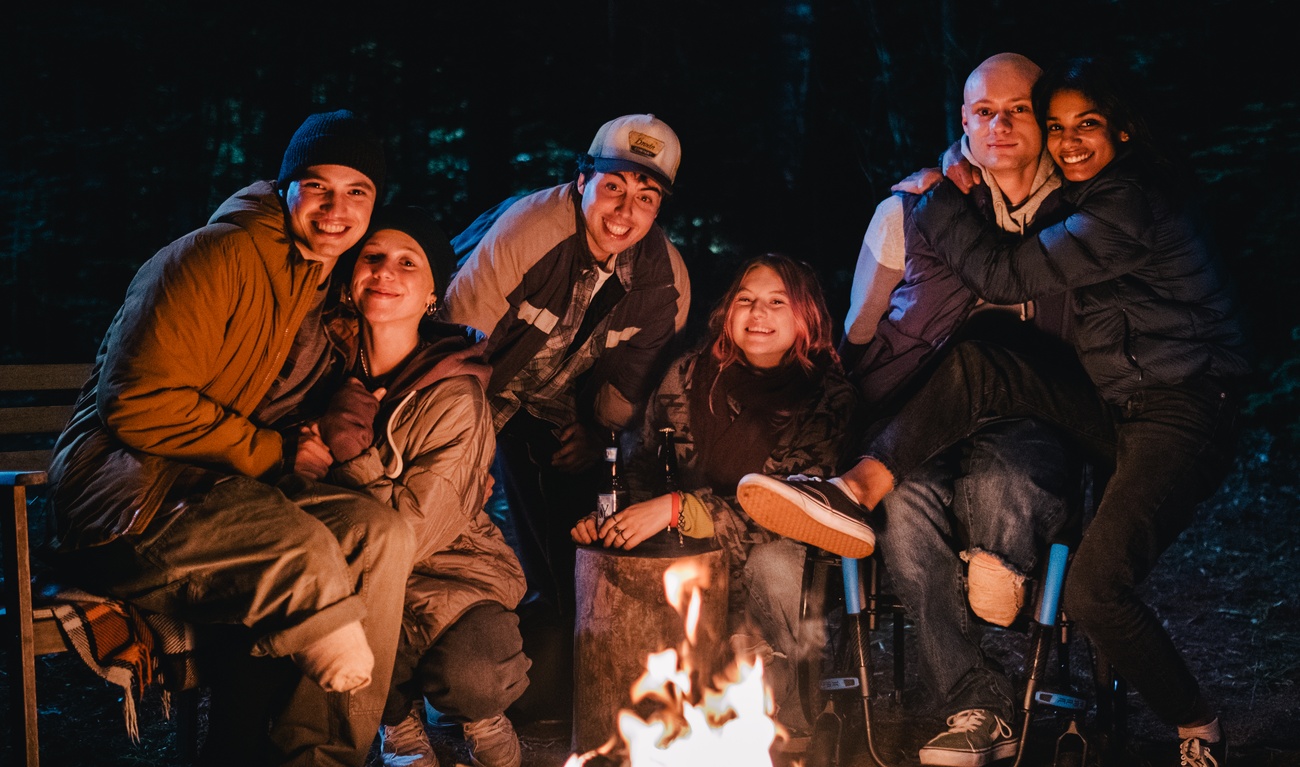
[627,130,664,159]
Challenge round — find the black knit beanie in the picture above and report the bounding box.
[277,109,386,192]
[366,205,454,302]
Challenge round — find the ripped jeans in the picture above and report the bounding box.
[875,418,1073,718]
[869,339,1242,725]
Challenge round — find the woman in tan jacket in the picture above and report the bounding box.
[310,206,529,767]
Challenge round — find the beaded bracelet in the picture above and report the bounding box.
[668,491,684,545]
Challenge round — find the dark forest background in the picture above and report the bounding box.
[4,4,1300,764]
[6,0,1298,442]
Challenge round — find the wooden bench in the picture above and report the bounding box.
[1,362,199,766]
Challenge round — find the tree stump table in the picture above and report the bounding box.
[571,536,729,754]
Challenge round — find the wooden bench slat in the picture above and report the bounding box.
[0,405,75,436]
[1,361,203,767]
[0,608,73,655]
[0,451,54,474]
[0,363,93,392]
[32,615,71,656]
[0,470,49,487]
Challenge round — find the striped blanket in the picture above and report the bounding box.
[47,587,198,741]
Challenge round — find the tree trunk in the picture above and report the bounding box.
[571,542,729,754]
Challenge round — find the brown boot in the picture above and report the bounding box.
[381,703,439,767]
[463,714,521,767]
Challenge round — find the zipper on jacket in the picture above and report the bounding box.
[255,258,324,399]
[1121,308,1144,381]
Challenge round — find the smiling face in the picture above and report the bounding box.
[961,57,1043,182]
[725,264,798,370]
[284,164,378,268]
[576,170,664,265]
[1045,89,1126,182]
[350,229,436,330]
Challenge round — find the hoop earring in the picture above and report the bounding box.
[426,300,437,317]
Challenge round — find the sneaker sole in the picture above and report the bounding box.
[918,740,1019,766]
[737,477,875,559]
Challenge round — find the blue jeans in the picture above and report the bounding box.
[742,537,824,731]
[869,340,1241,725]
[877,418,1072,719]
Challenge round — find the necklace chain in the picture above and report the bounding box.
[359,339,430,382]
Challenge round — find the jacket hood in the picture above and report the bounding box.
[385,322,491,404]
[209,180,297,265]
[210,181,291,238]
[324,310,490,407]
[960,137,1062,233]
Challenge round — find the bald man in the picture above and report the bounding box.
[739,53,1079,766]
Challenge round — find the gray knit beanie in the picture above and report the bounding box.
[277,109,386,192]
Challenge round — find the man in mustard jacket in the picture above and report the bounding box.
[49,110,415,766]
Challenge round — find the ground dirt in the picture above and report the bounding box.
[3,428,1298,766]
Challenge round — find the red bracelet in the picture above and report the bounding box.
[668,492,684,544]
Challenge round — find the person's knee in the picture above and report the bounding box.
[420,605,530,720]
[1061,569,1118,630]
[963,549,1027,627]
[350,496,417,568]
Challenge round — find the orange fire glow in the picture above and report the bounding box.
[564,560,787,766]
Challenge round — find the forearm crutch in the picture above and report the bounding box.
[843,556,897,767]
[1011,543,1089,767]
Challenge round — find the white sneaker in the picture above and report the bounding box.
[736,473,875,558]
[1180,735,1227,767]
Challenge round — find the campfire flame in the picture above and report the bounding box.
[564,560,785,766]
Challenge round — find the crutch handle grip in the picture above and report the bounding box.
[841,556,863,615]
[1036,543,1070,626]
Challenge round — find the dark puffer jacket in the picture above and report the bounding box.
[912,154,1251,404]
[845,186,1070,414]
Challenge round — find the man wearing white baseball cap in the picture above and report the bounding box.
[441,113,690,723]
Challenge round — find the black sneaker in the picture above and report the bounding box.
[918,709,1017,766]
[1180,735,1227,767]
[736,474,875,558]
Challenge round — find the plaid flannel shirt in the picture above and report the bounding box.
[491,253,634,431]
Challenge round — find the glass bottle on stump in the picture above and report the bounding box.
[656,427,687,548]
[657,427,679,495]
[596,431,628,524]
